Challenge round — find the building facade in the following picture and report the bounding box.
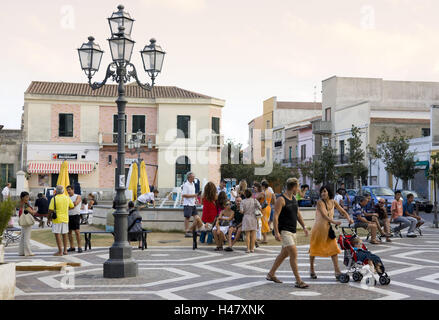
[322,76,438,189]
[0,129,23,192]
[23,82,224,197]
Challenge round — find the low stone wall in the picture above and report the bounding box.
[92,205,317,232]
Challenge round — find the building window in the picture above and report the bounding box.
[59,114,73,137]
[340,140,345,163]
[132,115,146,143]
[212,117,220,145]
[0,164,14,187]
[175,156,191,187]
[295,145,299,158]
[422,128,431,137]
[325,108,331,121]
[300,145,306,161]
[113,114,127,143]
[177,116,191,139]
[266,120,270,129]
[289,147,292,161]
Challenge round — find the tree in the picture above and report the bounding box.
[369,128,416,191]
[313,145,337,186]
[347,125,368,189]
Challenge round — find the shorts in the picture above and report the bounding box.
[68,215,81,231]
[183,206,198,218]
[52,223,69,234]
[280,230,297,248]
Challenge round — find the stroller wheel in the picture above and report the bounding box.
[353,272,363,282]
[379,275,389,285]
[338,273,350,283]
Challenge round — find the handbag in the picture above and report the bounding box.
[324,201,336,240]
[18,205,35,227]
[254,199,262,217]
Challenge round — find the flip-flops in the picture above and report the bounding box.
[295,281,309,289]
[266,274,283,283]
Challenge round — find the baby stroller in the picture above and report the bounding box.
[337,226,391,285]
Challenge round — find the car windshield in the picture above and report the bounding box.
[371,187,394,196]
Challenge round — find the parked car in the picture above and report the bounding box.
[401,190,433,213]
[359,186,395,212]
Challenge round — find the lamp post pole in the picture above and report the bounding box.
[77,4,165,278]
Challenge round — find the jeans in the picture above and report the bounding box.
[393,216,417,234]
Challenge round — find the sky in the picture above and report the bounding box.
[2,0,439,146]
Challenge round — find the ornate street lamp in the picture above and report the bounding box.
[77,4,166,279]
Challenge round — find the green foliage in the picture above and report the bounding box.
[224,139,244,165]
[428,153,439,188]
[369,128,416,191]
[312,145,337,185]
[348,125,367,185]
[299,160,313,182]
[0,198,17,245]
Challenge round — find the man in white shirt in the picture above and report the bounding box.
[1,183,11,200]
[137,190,159,208]
[66,185,82,253]
[217,179,228,195]
[182,172,198,237]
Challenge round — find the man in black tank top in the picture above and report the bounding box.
[266,178,309,289]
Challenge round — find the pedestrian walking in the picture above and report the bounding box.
[309,185,354,281]
[18,191,37,257]
[266,178,309,288]
[182,172,199,237]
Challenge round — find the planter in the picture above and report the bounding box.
[0,263,16,300]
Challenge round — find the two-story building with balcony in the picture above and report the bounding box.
[23,81,224,197]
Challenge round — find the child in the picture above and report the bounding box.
[351,237,385,275]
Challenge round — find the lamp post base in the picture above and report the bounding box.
[103,246,138,278]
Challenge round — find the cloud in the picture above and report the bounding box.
[139,0,207,13]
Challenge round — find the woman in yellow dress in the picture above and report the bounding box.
[309,185,353,281]
[261,180,275,244]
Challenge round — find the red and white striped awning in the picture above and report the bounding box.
[27,161,95,174]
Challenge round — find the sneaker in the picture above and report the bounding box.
[407,233,417,238]
[224,247,233,252]
[67,248,76,252]
[77,248,83,253]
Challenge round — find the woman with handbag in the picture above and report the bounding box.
[309,185,353,281]
[240,189,261,253]
[18,191,37,257]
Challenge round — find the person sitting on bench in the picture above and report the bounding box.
[352,196,380,244]
[392,191,417,238]
[212,201,235,251]
[127,201,143,248]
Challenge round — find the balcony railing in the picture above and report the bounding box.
[312,120,332,135]
[99,132,157,148]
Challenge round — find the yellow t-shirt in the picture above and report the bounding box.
[49,194,74,224]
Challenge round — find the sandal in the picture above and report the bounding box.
[266,274,283,283]
[370,240,380,245]
[53,252,63,256]
[295,281,309,289]
[310,273,317,279]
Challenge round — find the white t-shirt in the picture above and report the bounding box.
[2,187,10,198]
[182,181,196,206]
[334,194,343,215]
[138,192,155,204]
[69,194,81,216]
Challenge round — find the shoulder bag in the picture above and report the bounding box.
[254,199,262,218]
[18,204,35,227]
[324,201,336,240]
